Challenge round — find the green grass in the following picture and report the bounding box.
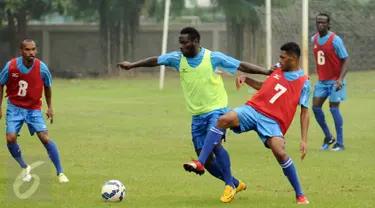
[0,71,375,208]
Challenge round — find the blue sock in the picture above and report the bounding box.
[204,156,224,180]
[330,108,344,146]
[7,143,28,169]
[312,107,332,138]
[204,156,239,187]
[280,157,304,197]
[44,140,63,175]
[214,145,235,186]
[198,125,225,165]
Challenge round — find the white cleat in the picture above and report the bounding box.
[58,173,69,183]
[22,165,32,182]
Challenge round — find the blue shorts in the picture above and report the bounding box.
[6,103,47,136]
[231,105,283,148]
[191,107,230,150]
[313,80,346,102]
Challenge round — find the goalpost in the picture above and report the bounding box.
[159,0,309,89]
[302,0,309,75]
[266,0,309,74]
[159,0,171,90]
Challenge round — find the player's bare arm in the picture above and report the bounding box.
[44,87,53,124]
[238,62,272,75]
[236,75,263,91]
[335,57,349,91]
[0,84,3,120]
[117,56,159,70]
[300,106,309,160]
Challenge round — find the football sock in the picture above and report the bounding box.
[204,156,239,187]
[312,107,332,138]
[198,125,225,165]
[280,157,304,197]
[7,143,28,169]
[214,145,235,187]
[204,156,224,180]
[44,140,63,175]
[330,108,344,146]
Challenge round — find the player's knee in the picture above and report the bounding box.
[37,131,51,144]
[216,115,232,129]
[268,137,288,162]
[329,102,340,108]
[6,133,17,144]
[274,151,288,163]
[312,97,325,108]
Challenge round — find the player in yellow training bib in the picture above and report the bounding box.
[117,27,272,203]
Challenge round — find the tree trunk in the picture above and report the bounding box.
[99,0,108,74]
[243,23,250,62]
[7,10,17,57]
[16,8,28,46]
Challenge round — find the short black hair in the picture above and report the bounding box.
[316,12,331,30]
[180,27,200,43]
[20,38,35,49]
[316,12,330,23]
[280,42,301,58]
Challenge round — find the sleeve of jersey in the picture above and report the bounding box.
[299,79,311,108]
[211,52,240,75]
[311,35,316,45]
[40,62,53,87]
[157,51,181,72]
[0,61,10,85]
[333,36,349,60]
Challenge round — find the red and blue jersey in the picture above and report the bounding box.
[312,32,348,81]
[0,57,52,110]
[247,68,309,135]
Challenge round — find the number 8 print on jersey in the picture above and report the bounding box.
[5,58,44,110]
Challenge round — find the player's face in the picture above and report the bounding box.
[279,51,294,71]
[20,41,37,62]
[316,16,329,33]
[179,34,198,57]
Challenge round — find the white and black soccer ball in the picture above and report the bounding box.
[101,180,126,202]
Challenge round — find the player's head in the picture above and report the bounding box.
[19,38,37,63]
[316,12,330,33]
[279,42,300,71]
[179,27,200,57]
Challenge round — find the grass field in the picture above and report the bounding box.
[0,71,374,208]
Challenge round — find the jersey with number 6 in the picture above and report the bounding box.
[5,58,43,110]
[313,32,343,81]
[246,68,308,135]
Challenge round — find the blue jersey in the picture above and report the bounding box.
[0,57,52,87]
[157,48,240,75]
[283,68,310,108]
[311,32,348,60]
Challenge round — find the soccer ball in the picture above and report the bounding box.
[101,180,126,202]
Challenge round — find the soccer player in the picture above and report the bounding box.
[117,27,272,203]
[312,13,349,151]
[184,42,310,204]
[0,39,68,183]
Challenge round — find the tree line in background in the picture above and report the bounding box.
[0,0,373,74]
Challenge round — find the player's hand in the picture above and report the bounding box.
[269,64,278,74]
[236,75,247,90]
[116,61,133,70]
[335,79,343,91]
[46,108,53,124]
[300,141,307,161]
